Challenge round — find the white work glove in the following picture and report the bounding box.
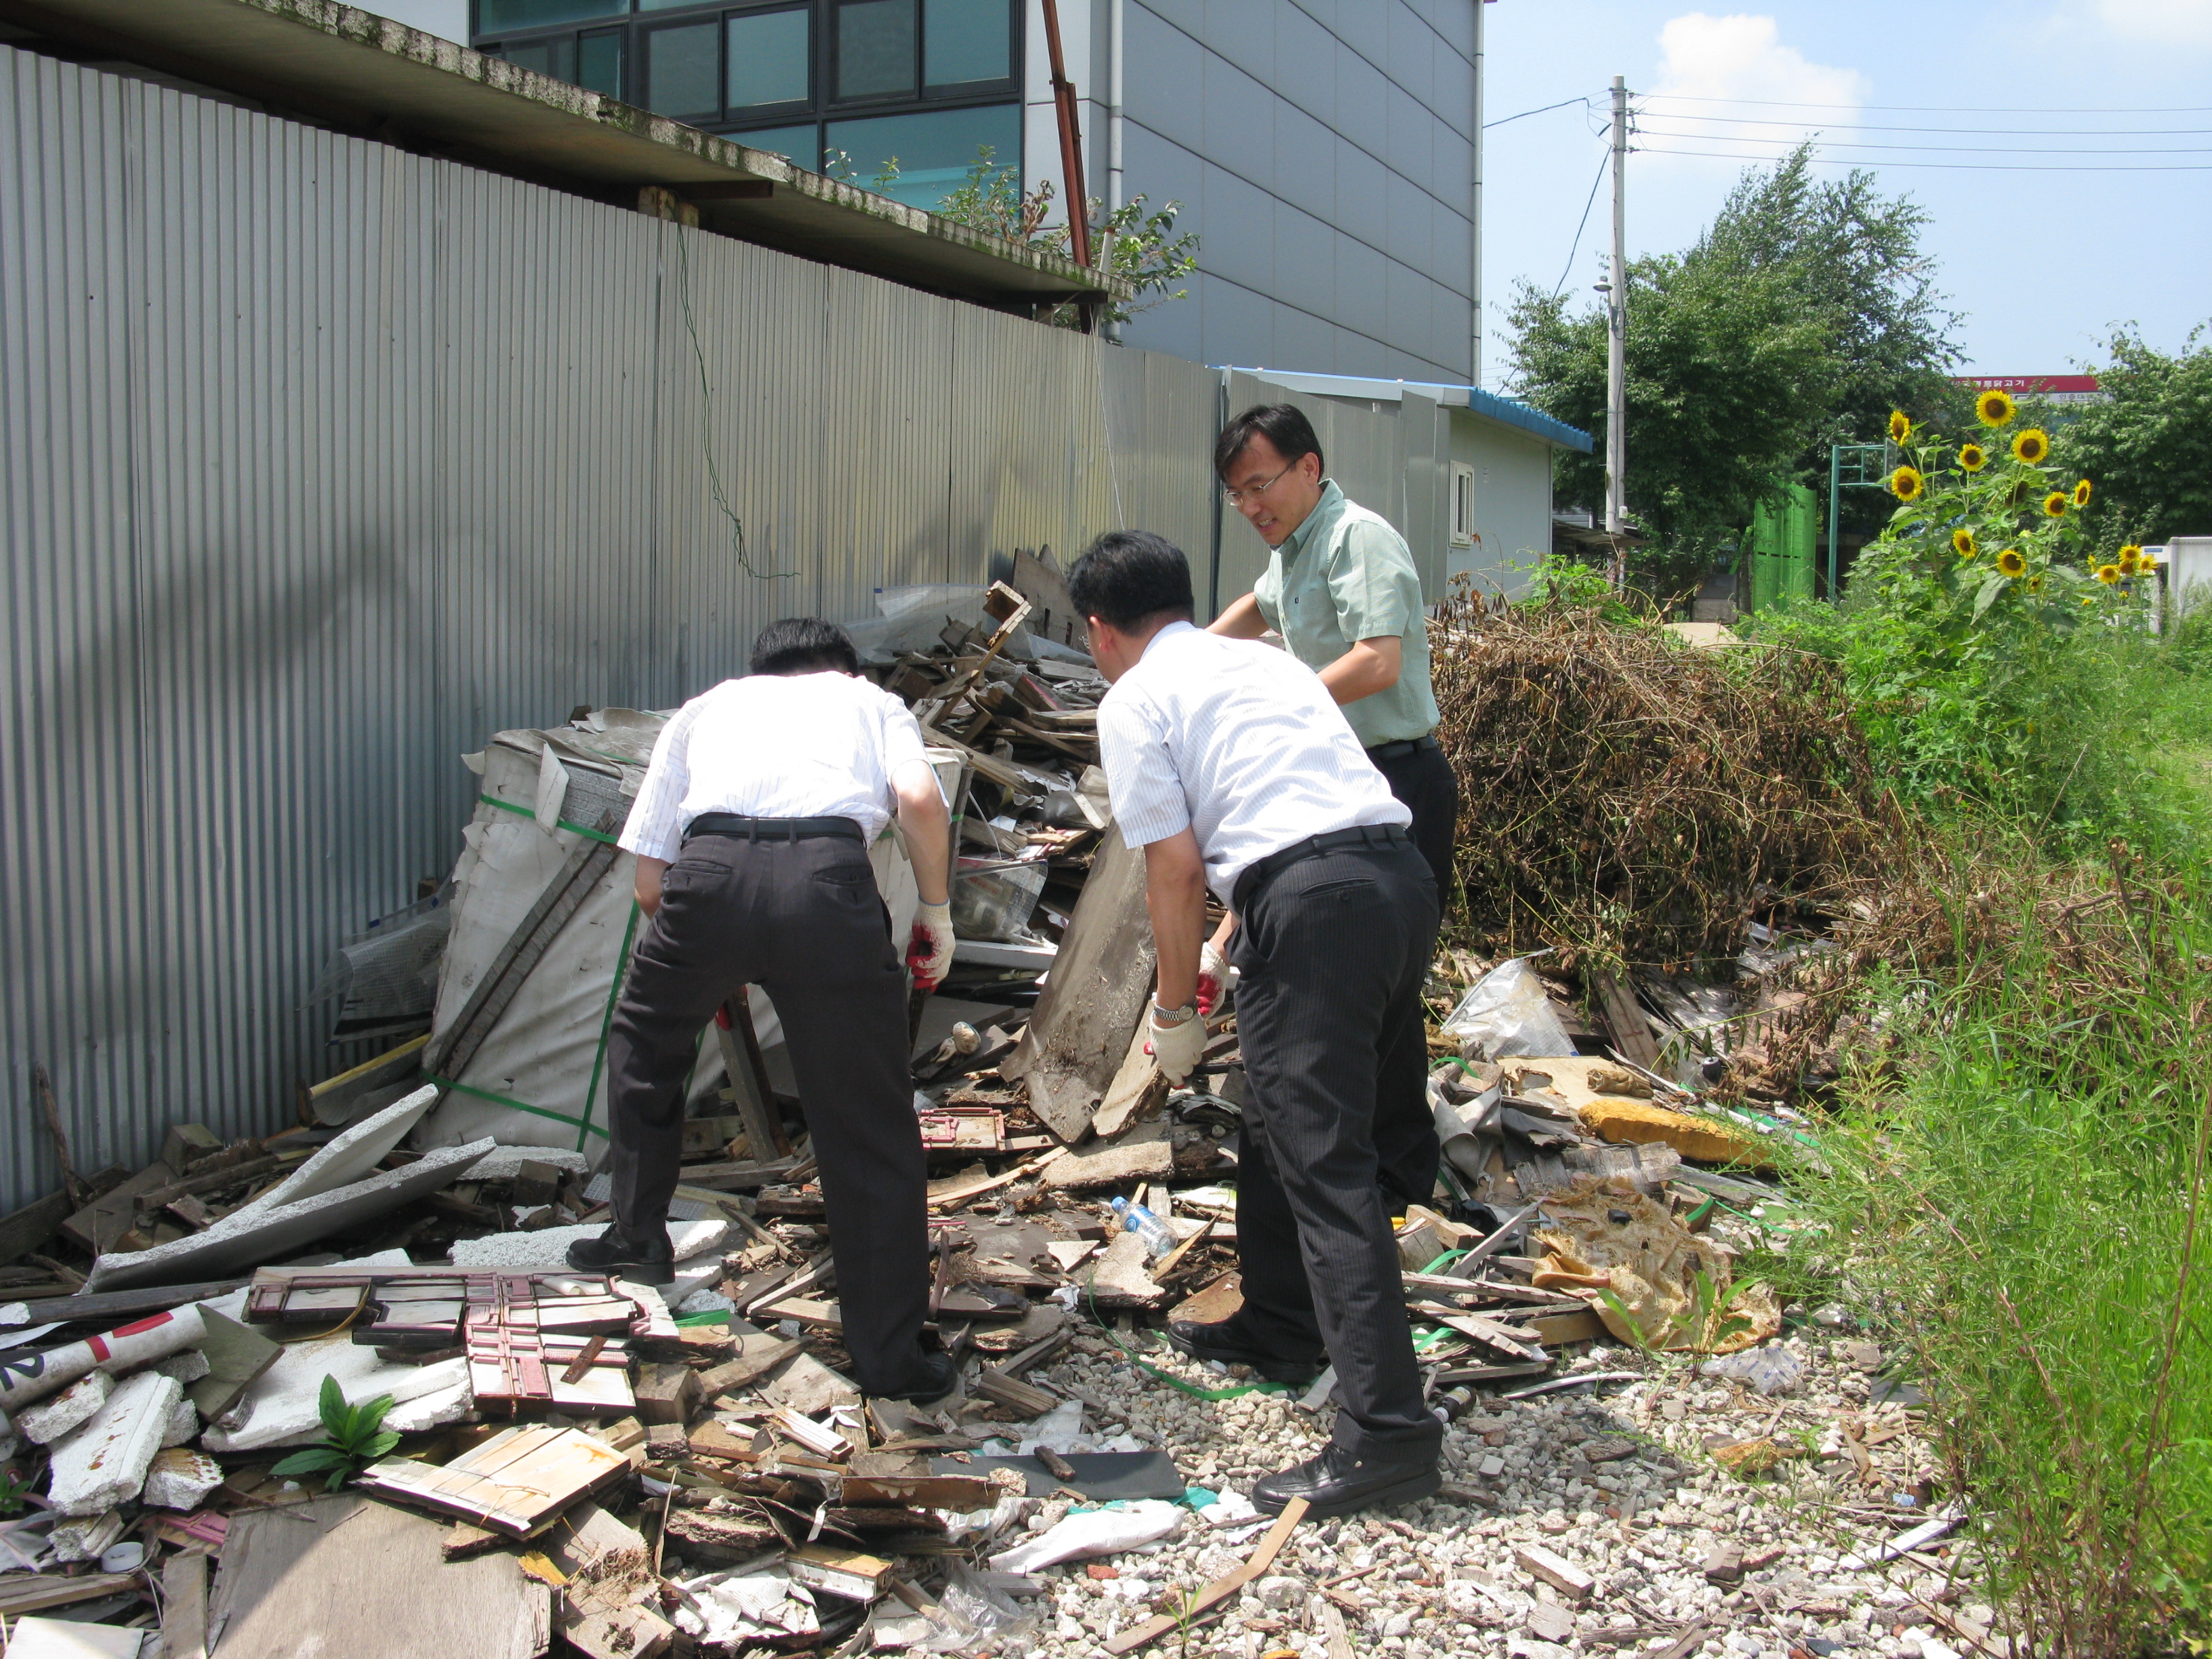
[1145,1001,1206,1085]
[1195,942,1238,1017]
[907,901,955,993]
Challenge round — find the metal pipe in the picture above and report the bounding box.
[1039,0,1092,268]
[1603,73,1626,546]
[1469,0,1483,386]
[1106,0,1124,337]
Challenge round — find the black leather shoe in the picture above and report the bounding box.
[871,1351,960,1404]
[565,1226,676,1284]
[1252,1443,1440,1519]
[1164,1318,1324,1385]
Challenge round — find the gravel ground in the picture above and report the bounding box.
[1002,1328,1994,1659]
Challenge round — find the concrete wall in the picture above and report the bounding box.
[1029,0,1477,385]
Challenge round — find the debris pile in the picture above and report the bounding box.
[0,561,1991,1656]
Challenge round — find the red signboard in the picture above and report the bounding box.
[1954,374,2102,394]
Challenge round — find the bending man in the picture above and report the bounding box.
[570,617,960,1404]
[1071,531,1442,1519]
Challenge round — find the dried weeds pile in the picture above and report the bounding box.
[1431,587,1896,972]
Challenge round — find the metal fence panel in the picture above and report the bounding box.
[0,43,1245,1210]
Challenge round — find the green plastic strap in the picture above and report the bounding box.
[575,901,644,1153]
[477,793,622,846]
[424,1073,610,1141]
[1086,1284,1290,1401]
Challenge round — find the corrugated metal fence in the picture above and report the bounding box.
[0,43,1239,1208]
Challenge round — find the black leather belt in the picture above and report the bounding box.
[684,813,864,844]
[1364,733,1439,762]
[1234,823,1414,911]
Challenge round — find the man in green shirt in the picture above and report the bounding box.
[1208,403,1458,891]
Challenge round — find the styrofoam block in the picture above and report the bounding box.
[20,1372,112,1446]
[245,1083,442,1212]
[466,1145,591,1181]
[47,1510,127,1564]
[85,1140,494,1292]
[142,1447,224,1510]
[160,1394,199,1447]
[47,1372,181,1517]
[449,1216,729,1270]
[200,1345,468,1454]
[150,1349,212,1385]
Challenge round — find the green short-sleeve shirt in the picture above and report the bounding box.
[1251,480,1440,747]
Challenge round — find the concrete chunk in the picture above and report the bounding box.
[47,1371,182,1517]
[143,1446,226,1510]
[451,1216,729,1270]
[201,1342,467,1453]
[47,1509,128,1563]
[20,1372,113,1446]
[161,1393,199,1447]
[246,1083,441,1212]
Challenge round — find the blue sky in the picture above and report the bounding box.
[1480,1,2212,384]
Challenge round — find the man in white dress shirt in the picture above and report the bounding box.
[568,618,961,1403]
[1069,531,1443,1518]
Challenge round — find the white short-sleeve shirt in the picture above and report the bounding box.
[617,671,933,862]
[1097,621,1410,904]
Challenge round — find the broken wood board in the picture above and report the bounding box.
[1587,969,1662,1073]
[1001,825,1155,1141]
[306,1032,430,1126]
[208,1493,551,1659]
[544,1504,675,1659]
[1089,1025,1165,1141]
[1084,1230,1167,1310]
[1168,1271,1242,1326]
[1043,1122,1174,1192]
[1105,1496,1308,1654]
[358,1423,629,1536]
[1579,1097,1770,1168]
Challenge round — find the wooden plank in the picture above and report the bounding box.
[0,1572,140,1618]
[1010,546,1080,647]
[426,807,622,1081]
[61,1161,176,1254]
[1089,1025,1164,1141]
[14,1277,249,1324]
[209,1492,552,1659]
[1589,970,1662,1073]
[1105,1497,1309,1654]
[161,1545,210,1659]
[714,996,786,1165]
[1001,825,1157,1141]
[358,1425,629,1537]
[0,1190,71,1265]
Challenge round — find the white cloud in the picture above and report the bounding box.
[1639,14,1870,171]
[2095,0,2212,47]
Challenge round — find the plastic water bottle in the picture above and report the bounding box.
[1109,1197,1176,1261]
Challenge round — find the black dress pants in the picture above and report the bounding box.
[1367,739,1460,896]
[1227,835,1443,1463]
[601,830,935,1396]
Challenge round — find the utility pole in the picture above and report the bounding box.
[1603,73,1628,581]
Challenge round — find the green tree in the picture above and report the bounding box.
[2052,325,2212,546]
[1505,146,1960,590]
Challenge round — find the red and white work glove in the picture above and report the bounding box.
[1146,1001,1206,1085]
[908,901,956,993]
[1195,941,1238,1017]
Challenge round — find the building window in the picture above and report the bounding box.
[475,0,1017,211]
[1450,463,1477,546]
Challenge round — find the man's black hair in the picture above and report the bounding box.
[1067,531,1195,632]
[750,617,861,676]
[1214,403,1324,480]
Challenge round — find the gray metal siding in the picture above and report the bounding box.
[0,43,1226,1210]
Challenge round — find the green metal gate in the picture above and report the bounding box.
[1748,483,1817,611]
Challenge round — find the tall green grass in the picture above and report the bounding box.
[1807,841,2212,1652]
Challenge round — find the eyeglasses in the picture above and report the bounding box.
[1222,461,1296,508]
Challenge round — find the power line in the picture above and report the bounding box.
[1635,125,2212,156]
[1639,93,2212,115]
[1552,148,1610,300]
[1640,111,2212,138]
[1635,144,2212,172]
[1486,94,1590,129]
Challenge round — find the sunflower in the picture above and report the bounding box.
[2118,547,2142,574]
[1997,547,2027,577]
[2013,427,2051,465]
[1952,528,1978,558]
[2043,491,2069,518]
[2118,543,2143,567]
[1959,443,1988,472]
[1977,388,2018,427]
[1889,409,1913,444]
[2097,564,2121,584]
[2028,573,2045,594]
[2073,478,2092,508]
[1889,465,1925,501]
